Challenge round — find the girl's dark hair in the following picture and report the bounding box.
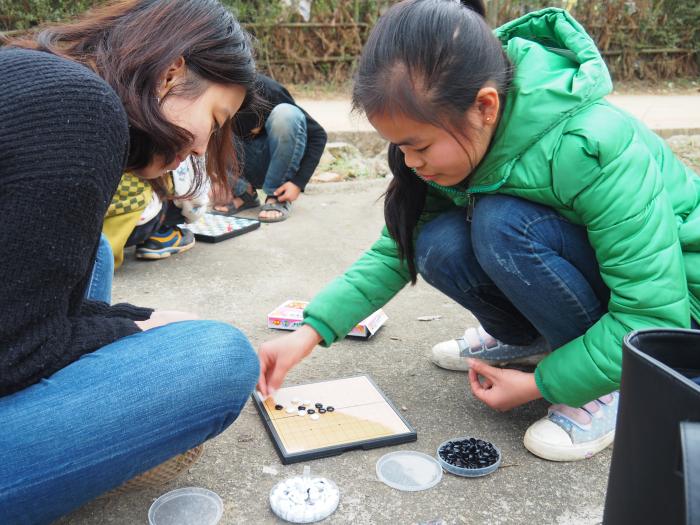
[9,0,257,200]
[352,0,512,283]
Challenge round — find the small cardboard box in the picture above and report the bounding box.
[267,300,388,339]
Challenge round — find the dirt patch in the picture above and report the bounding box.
[311,134,699,183]
[667,135,700,173]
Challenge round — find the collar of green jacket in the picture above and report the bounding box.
[434,8,613,196]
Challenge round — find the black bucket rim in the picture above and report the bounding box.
[624,328,700,394]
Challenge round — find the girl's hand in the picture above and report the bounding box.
[467,358,542,411]
[135,310,200,331]
[257,325,322,397]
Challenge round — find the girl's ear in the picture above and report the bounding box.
[157,56,187,99]
[474,85,500,127]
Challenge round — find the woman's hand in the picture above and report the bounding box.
[135,310,200,331]
[467,358,542,411]
[257,325,322,397]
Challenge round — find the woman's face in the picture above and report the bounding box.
[367,87,500,187]
[133,66,247,179]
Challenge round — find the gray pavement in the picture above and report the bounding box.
[61,178,612,525]
[298,94,700,137]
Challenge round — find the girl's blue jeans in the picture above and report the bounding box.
[416,195,698,349]
[416,194,612,349]
[233,103,307,197]
[0,237,259,524]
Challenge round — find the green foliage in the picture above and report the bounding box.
[1,0,697,80]
[0,0,99,31]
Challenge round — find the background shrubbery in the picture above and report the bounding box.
[1,0,698,82]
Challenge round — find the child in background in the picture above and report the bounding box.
[103,158,209,265]
[212,74,327,222]
[257,0,700,462]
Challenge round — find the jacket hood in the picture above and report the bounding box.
[468,8,612,191]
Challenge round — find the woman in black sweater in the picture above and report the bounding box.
[0,1,260,522]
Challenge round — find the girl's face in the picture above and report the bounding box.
[368,88,500,187]
[133,60,247,180]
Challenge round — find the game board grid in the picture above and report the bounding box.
[275,411,395,453]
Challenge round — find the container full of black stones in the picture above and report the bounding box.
[436,437,501,477]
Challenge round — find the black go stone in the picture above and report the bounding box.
[307,409,315,414]
[438,438,499,470]
[326,406,335,412]
[274,404,283,411]
[318,408,327,414]
[315,403,323,409]
[298,406,306,411]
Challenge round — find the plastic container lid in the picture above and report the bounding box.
[148,487,224,525]
[436,437,501,478]
[375,450,443,491]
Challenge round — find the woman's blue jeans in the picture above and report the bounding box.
[233,103,307,197]
[415,195,612,349]
[0,238,259,524]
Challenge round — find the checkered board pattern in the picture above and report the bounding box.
[179,213,260,243]
[253,376,417,464]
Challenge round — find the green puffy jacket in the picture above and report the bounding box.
[304,8,700,407]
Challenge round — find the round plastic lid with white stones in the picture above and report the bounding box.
[269,466,340,523]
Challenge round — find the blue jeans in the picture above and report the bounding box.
[2,242,259,524]
[86,234,114,303]
[415,195,611,349]
[234,103,307,197]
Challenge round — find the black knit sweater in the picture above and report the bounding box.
[0,49,153,396]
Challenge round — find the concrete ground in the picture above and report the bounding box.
[58,94,700,524]
[60,178,612,525]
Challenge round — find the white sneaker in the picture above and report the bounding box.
[431,325,549,371]
[523,392,618,461]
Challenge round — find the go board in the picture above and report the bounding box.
[179,213,260,243]
[253,375,417,464]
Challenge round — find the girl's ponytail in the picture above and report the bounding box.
[384,144,427,284]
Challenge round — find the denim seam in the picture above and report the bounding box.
[279,118,307,182]
[523,214,601,326]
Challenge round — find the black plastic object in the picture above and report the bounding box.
[603,329,700,525]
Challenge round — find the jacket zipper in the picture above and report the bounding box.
[466,194,475,222]
[425,180,482,222]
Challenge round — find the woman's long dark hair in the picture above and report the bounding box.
[352,0,512,283]
[9,0,257,200]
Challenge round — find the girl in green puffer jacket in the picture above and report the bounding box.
[257,0,700,462]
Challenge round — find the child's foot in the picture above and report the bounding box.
[523,392,618,461]
[135,226,195,260]
[431,325,549,371]
[258,196,291,223]
[211,185,260,216]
